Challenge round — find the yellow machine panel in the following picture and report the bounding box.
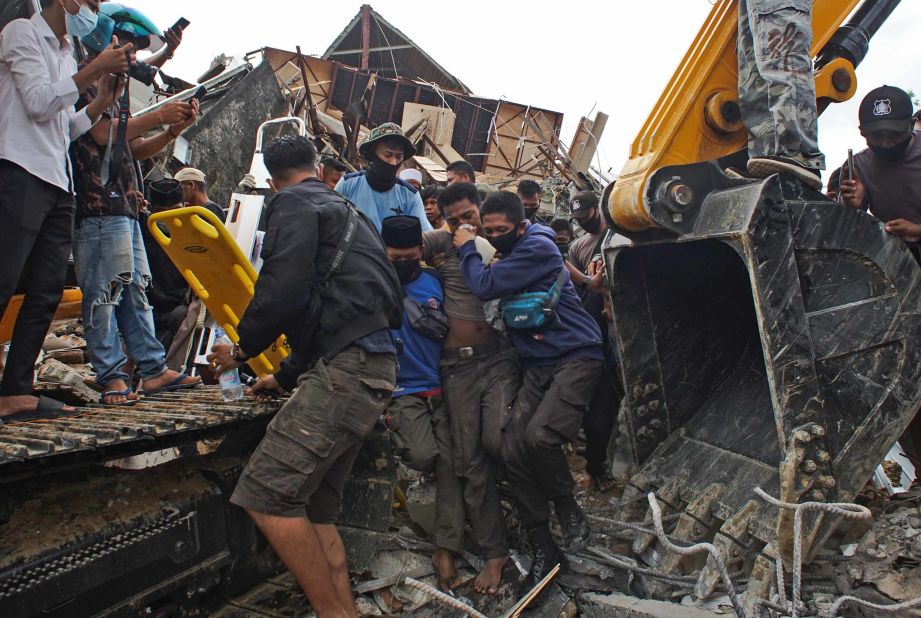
[0,288,82,345]
[608,0,861,232]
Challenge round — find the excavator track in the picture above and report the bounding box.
[0,387,282,477]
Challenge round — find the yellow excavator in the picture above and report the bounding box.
[602,0,920,610]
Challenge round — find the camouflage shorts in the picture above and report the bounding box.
[230,347,395,522]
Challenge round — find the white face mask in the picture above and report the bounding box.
[61,0,98,38]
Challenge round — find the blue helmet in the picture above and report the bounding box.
[82,4,164,54]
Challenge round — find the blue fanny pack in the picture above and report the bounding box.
[499,269,567,330]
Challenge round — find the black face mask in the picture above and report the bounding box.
[870,137,912,162]
[579,214,602,235]
[487,228,520,256]
[391,259,420,284]
[556,241,570,258]
[366,157,400,192]
[524,207,539,220]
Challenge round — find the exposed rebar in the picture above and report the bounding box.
[753,486,871,618]
[403,577,488,618]
[647,492,745,617]
[828,593,921,617]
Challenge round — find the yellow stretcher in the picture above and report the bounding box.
[0,288,83,345]
[147,206,288,377]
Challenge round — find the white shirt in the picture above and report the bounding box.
[0,13,92,193]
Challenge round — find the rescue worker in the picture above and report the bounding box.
[517,179,546,224]
[381,215,464,592]
[455,191,603,588]
[738,0,824,188]
[318,156,347,190]
[838,84,921,482]
[839,85,921,264]
[398,167,423,190]
[174,167,225,220]
[422,182,519,595]
[336,123,431,232]
[445,160,476,185]
[566,191,623,493]
[549,218,574,259]
[421,185,446,230]
[209,135,402,618]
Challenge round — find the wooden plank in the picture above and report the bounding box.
[568,111,608,174]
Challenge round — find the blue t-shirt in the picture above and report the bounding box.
[391,268,444,396]
[336,172,433,232]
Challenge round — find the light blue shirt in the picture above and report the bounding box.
[336,172,433,232]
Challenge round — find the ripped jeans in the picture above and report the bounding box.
[74,216,167,387]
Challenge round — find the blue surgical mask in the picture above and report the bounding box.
[64,2,98,38]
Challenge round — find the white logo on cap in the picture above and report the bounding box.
[873,99,892,116]
[572,200,581,210]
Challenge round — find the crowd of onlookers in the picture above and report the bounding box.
[1,2,920,617]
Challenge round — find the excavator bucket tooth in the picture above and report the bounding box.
[604,173,921,549]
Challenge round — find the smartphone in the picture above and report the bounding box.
[847,148,854,182]
[190,85,207,102]
[171,18,190,32]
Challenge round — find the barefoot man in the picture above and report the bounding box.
[422,182,519,594]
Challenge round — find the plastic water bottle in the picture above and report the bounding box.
[214,327,244,401]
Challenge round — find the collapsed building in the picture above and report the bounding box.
[2,2,921,618]
[138,5,609,216]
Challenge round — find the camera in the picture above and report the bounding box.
[115,44,159,87]
[130,60,159,87]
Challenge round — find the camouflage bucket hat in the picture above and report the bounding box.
[359,122,417,161]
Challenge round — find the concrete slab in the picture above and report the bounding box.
[579,593,723,618]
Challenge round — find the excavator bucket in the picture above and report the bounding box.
[604,170,921,552]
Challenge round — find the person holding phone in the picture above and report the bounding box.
[839,85,921,264]
[0,0,131,422]
[143,18,184,69]
[70,41,202,405]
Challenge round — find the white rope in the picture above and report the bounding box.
[753,487,871,618]
[647,492,746,617]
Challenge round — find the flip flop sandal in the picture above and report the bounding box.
[141,373,200,395]
[0,396,79,425]
[100,388,138,406]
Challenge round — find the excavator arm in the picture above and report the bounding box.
[600,1,921,611]
[607,0,898,233]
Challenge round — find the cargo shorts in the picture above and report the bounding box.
[231,346,396,523]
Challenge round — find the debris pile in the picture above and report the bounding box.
[829,490,921,616]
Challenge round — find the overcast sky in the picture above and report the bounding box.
[137,0,919,183]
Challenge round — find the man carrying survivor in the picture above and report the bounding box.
[455,191,604,588]
[423,182,519,594]
[381,215,464,591]
[209,135,402,618]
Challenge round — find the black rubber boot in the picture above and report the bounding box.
[527,523,564,582]
[554,496,591,552]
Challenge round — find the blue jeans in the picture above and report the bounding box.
[73,216,167,386]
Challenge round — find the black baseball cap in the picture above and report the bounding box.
[859,85,914,134]
[569,190,599,219]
